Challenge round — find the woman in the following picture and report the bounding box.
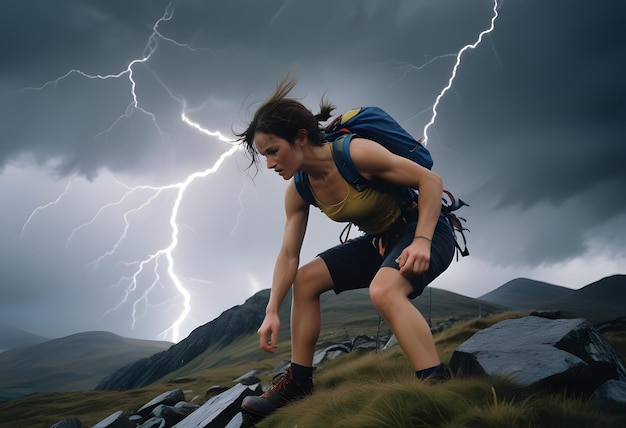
[237,77,456,418]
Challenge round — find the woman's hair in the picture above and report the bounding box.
[235,76,335,169]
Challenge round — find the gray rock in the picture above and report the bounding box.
[233,370,260,385]
[383,335,398,350]
[351,334,379,351]
[129,415,145,425]
[173,383,257,428]
[174,401,201,414]
[431,317,460,334]
[137,417,166,428]
[92,410,133,428]
[590,379,626,408]
[49,418,82,428]
[449,316,626,396]
[313,344,350,366]
[151,403,189,425]
[224,412,244,428]
[137,389,186,418]
[205,385,229,398]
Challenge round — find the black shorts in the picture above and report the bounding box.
[318,213,455,299]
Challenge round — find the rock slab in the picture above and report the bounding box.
[449,316,626,397]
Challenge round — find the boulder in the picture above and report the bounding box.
[172,383,258,428]
[449,316,626,397]
[151,403,191,426]
[383,335,398,350]
[233,370,260,386]
[174,401,201,415]
[313,343,351,366]
[205,385,229,398]
[137,389,186,419]
[128,415,145,425]
[351,334,384,351]
[92,410,133,428]
[590,379,626,409]
[137,417,166,428]
[224,412,244,428]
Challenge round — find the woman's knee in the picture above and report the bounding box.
[369,270,411,314]
[369,282,395,314]
[293,258,333,298]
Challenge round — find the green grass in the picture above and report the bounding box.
[2,312,625,428]
[258,313,626,428]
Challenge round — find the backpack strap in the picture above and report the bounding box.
[332,134,416,210]
[331,134,365,191]
[332,134,390,193]
[294,135,374,208]
[293,170,317,207]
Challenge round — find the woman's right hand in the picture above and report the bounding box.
[258,312,280,353]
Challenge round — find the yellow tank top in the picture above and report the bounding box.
[312,180,401,235]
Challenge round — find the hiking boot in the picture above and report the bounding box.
[241,367,312,418]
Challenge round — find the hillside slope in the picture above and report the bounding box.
[96,289,270,390]
[0,325,49,352]
[99,286,507,388]
[0,331,171,402]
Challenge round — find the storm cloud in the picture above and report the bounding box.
[1,0,624,341]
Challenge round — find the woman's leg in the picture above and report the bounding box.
[369,267,440,371]
[242,257,333,418]
[290,257,334,367]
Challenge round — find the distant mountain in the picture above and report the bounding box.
[0,331,172,402]
[479,278,575,308]
[479,275,626,324]
[0,325,49,352]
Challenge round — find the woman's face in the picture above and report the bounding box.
[254,132,302,180]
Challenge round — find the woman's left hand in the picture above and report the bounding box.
[397,238,431,277]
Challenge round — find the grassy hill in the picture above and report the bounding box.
[0,331,171,401]
[1,275,625,426]
[1,312,624,428]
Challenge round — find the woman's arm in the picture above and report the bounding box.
[349,137,443,276]
[258,180,309,352]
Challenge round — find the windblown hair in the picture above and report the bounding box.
[235,76,335,169]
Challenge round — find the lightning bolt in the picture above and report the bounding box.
[20,176,74,238]
[20,0,500,343]
[20,1,239,343]
[423,0,500,144]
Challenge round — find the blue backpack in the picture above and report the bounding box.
[294,106,470,257]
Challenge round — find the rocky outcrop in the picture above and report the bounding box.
[449,316,626,406]
[96,291,269,390]
[66,385,254,428]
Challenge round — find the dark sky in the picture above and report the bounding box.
[1,0,624,342]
